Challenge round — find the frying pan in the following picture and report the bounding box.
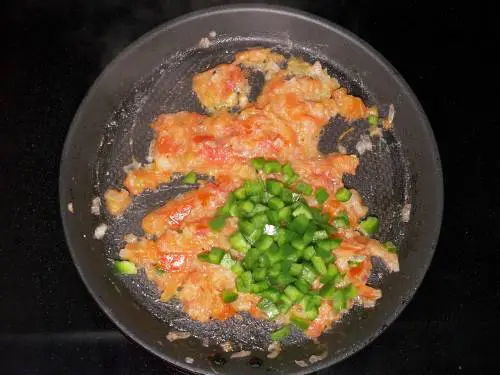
[59,5,443,374]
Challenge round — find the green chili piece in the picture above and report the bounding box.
[229,232,251,253]
[368,115,379,127]
[238,200,255,214]
[292,204,313,219]
[343,284,358,300]
[266,210,280,225]
[208,247,225,264]
[251,280,271,293]
[359,216,380,236]
[278,206,292,223]
[294,279,310,294]
[115,260,137,275]
[242,248,261,270]
[315,187,329,204]
[383,241,398,253]
[290,316,311,330]
[302,246,316,260]
[220,253,237,269]
[332,289,347,311]
[255,235,274,251]
[311,256,327,275]
[301,228,314,245]
[281,188,294,203]
[276,294,293,314]
[244,179,264,195]
[268,197,285,210]
[319,281,335,299]
[266,179,284,196]
[197,253,210,262]
[251,213,269,228]
[316,238,341,252]
[271,326,291,341]
[282,163,296,180]
[231,263,244,275]
[296,182,313,196]
[222,290,238,303]
[182,171,197,184]
[257,298,280,319]
[253,267,267,281]
[259,288,280,303]
[312,229,329,242]
[289,263,303,277]
[246,227,263,245]
[208,216,226,231]
[333,212,350,229]
[284,285,304,302]
[263,160,282,174]
[251,157,266,170]
[288,215,310,234]
[300,264,318,284]
[335,187,352,202]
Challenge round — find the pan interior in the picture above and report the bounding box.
[93,35,411,352]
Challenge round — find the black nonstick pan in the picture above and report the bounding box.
[59,5,443,374]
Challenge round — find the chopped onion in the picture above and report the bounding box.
[267,341,281,359]
[367,106,379,117]
[91,197,101,215]
[230,350,251,359]
[295,360,308,367]
[401,203,411,222]
[93,223,108,239]
[355,134,373,155]
[199,37,211,48]
[369,126,382,137]
[146,141,155,163]
[309,351,328,364]
[311,61,322,75]
[123,158,142,173]
[264,224,277,235]
[220,341,233,352]
[166,331,191,342]
[383,104,395,129]
[387,104,395,124]
[124,233,138,243]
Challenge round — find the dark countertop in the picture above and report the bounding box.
[0,1,497,374]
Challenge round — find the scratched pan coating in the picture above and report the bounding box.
[60,5,443,375]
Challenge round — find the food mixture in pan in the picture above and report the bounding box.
[105,48,399,341]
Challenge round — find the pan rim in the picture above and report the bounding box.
[59,4,443,374]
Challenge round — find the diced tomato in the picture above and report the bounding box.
[249,304,266,319]
[200,144,230,162]
[157,136,180,154]
[306,301,334,338]
[333,88,367,121]
[166,203,193,228]
[225,80,236,94]
[214,303,236,320]
[124,169,159,195]
[348,259,372,284]
[142,200,193,235]
[159,253,190,272]
[195,190,212,205]
[191,218,210,235]
[192,135,215,143]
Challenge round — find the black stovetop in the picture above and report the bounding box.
[0,1,496,374]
